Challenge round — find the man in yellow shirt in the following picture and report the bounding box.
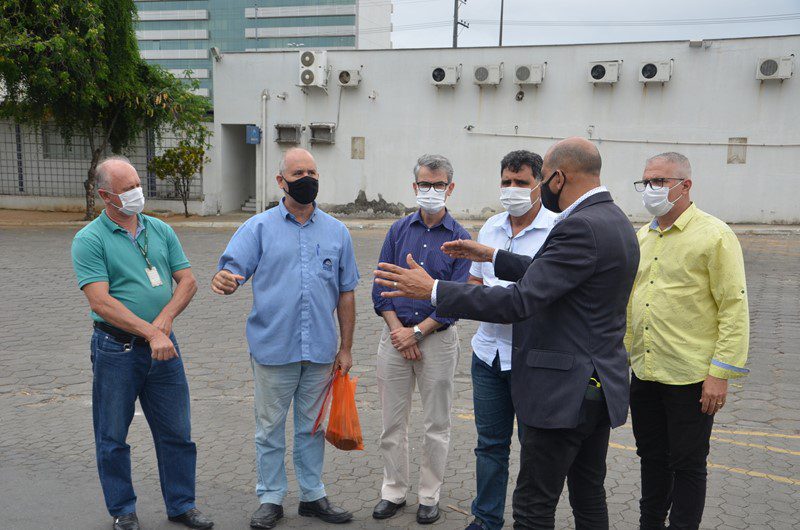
[626,152,749,530]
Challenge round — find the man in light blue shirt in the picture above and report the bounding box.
[212,148,359,529]
[465,150,555,530]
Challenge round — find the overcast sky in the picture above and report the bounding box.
[388,0,800,48]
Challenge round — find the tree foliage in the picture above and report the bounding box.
[0,0,211,219]
[148,124,211,217]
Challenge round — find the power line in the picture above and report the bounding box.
[358,12,800,34]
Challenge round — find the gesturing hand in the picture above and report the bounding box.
[212,269,245,295]
[374,254,435,301]
[441,239,495,262]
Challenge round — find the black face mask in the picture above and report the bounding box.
[283,175,319,205]
[540,171,564,213]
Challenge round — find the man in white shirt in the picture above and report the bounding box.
[464,150,556,530]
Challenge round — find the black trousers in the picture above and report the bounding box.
[512,397,611,529]
[630,374,715,530]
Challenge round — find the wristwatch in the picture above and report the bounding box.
[413,325,424,342]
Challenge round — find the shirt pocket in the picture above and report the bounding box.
[317,250,339,282]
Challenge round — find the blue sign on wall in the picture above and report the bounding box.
[246,124,262,145]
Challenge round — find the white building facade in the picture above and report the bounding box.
[204,35,800,223]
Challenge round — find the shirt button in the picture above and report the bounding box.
[654,257,658,261]
[645,326,649,330]
[420,262,424,265]
[646,349,650,353]
[415,312,419,316]
[659,234,663,238]
[650,281,654,284]
[423,244,427,248]
[646,303,650,307]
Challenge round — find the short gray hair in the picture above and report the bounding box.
[413,154,454,183]
[96,155,133,191]
[646,152,692,180]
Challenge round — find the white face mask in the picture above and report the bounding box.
[106,187,145,216]
[500,184,540,217]
[416,187,447,214]
[641,181,682,217]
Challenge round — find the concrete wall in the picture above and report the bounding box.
[0,195,204,215]
[209,35,800,223]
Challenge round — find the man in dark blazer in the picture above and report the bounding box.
[374,137,640,529]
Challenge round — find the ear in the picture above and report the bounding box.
[446,182,455,197]
[412,181,418,193]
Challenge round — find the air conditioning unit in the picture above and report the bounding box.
[431,65,460,86]
[473,64,502,85]
[639,60,673,83]
[588,60,621,83]
[756,56,794,80]
[298,50,328,88]
[336,68,361,87]
[514,63,545,85]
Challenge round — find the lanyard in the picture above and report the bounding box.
[133,220,154,269]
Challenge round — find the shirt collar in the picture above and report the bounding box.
[554,186,608,224]
[279,197,317,224]
[648,203,697,233]
[495,206,554,237]
[411,208,456,232]
[101,210,145,236]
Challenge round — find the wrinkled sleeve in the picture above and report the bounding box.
[707,229,750,379]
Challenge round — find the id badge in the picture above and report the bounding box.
[146,266,163,287]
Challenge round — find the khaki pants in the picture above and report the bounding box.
[376,324,460,506]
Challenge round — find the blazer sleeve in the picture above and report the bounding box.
[435,218,597,323]
[494,250,534,282]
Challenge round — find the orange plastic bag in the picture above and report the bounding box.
[323,372,364,451]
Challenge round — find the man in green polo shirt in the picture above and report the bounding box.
[71,156,213,530]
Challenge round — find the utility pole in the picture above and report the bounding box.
[452,0,468,48]
[499,0,504,46]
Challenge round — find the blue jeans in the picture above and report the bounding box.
[252,359,332,505]
[471,352,516,530]
[91,330,196,517]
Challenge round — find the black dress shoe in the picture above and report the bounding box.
[168,508,214,529]
[372,499,406,519]
[298,497,353,524]
[465,518,487,530]
[113,513,140,530]
[417,503,440,525]
[250,503,284,529]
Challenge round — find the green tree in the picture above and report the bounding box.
[148,122,211,217]
[0,0,211,219]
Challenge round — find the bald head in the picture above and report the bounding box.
[544,137,602,178]
[96,156,139,194]
[279,148,317,177]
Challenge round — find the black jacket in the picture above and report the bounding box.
[436,192,639,429]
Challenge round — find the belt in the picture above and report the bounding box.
[94,321,144,343]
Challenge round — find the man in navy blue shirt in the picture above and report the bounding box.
[371,154,471,525]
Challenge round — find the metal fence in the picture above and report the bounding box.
[0,121,203,200]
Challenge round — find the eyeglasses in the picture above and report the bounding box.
[505,235,514,251]
[633,178,684,192]
[416,181,448,192]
